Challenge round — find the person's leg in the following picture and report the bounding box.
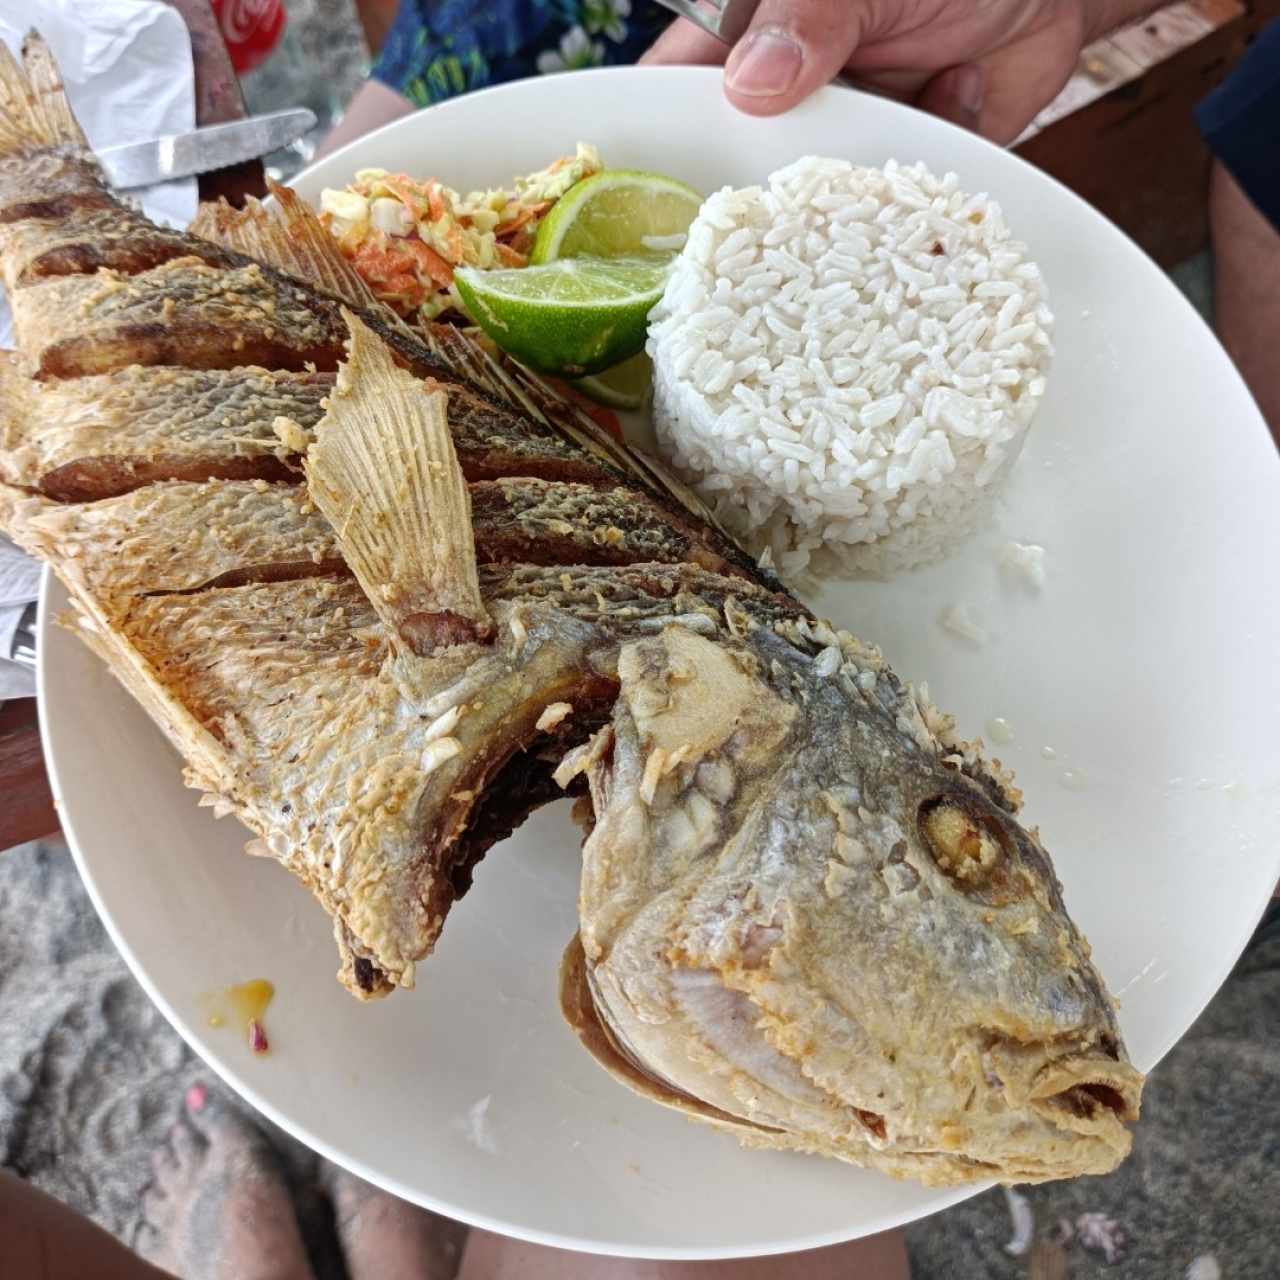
[0,1168,172,1280]
[324,1163,468,1280]
[457,1227,910,1280]
[1211,158,1280,439]
[134,1089,315,1280]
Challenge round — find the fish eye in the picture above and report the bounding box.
[918,795,1009,889]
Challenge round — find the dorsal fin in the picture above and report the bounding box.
[189,187,363,305]
[306,311,492,658]
[422,323,742,543]
[191,181,422,336]
[190,178,750,563]
[186,186,692,505]
[188,198,268,256]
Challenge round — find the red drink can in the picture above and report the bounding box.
[210,0,288,75]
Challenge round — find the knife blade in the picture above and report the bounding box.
[96,108,317,190]
[8,601,36,670]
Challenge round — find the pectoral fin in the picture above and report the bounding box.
[306,311,492,657]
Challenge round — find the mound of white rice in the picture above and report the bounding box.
[647,157,1052,580]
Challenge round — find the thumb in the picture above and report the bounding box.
[723,0,870,116]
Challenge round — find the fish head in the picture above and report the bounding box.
[561,617,1142,1184]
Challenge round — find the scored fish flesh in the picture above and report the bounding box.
[0,33,1142,1183]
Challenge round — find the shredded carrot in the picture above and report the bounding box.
[497,201,551,237]
[405,238,456,288]
[332,157,591,322]
[351,235,433,310]
[384,175,432,222]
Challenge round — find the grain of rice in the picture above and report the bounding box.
[648,157,1052,578]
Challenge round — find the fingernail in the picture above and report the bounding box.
[727,28,802,98]
[954,65,983,118]
[185,1083,207,1112]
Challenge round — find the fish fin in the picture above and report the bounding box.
[189,188,745,560]
[306,311,492,656]
[0,352,34,458]
[188,197,253,246]
[192,192,359,290]
[0,32,87,155]
[191,183,422,337]
[429,323,633,467]
[426,324,745,545]
[420,324,552,423]
[0,479,57,552]
[264,180,384,306]
[190,185,368,305]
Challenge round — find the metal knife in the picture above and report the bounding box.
[97,108,317,190]
[8,601,36,670]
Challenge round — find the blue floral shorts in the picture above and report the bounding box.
[372,1,672,108]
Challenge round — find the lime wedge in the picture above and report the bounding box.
[572,351,652,410]
[531,169,702,263]
[454,257,670,377]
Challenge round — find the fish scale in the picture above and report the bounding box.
[0,33,1144,1186]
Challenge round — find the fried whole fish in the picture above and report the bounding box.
[0,34,1142,1183]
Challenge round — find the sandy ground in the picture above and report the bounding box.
[1,835,1276,1279]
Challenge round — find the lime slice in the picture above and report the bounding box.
[454,257,670,377]
[531,169,702,263]
[572,351,652,410]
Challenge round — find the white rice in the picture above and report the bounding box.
[647,157,1052,579]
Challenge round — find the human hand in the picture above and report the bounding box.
[642,0,1156,144]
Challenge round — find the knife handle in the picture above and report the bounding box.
[160,0,268,206]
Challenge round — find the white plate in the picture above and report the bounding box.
[40,67,1280,1258]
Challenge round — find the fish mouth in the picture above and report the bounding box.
[1028,1059,1142,1131]
[561,935,1144,1182]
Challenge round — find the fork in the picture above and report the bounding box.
[652,0,854,87]
[652,0,763,47]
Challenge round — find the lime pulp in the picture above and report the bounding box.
[530,169,702,264]
[454,257,671,377]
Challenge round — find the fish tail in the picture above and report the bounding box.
[0,32,87,156]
